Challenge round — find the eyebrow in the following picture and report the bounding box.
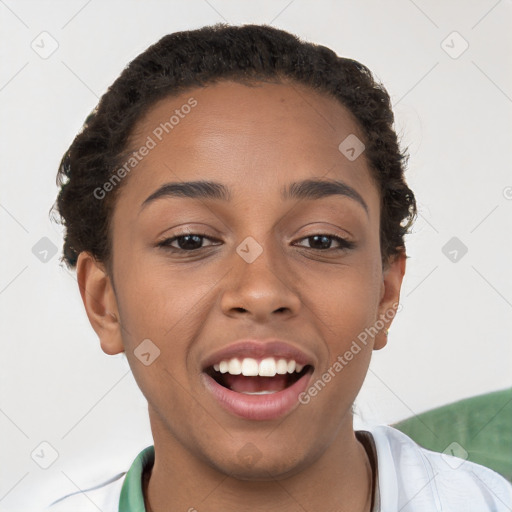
[140,178,368,214]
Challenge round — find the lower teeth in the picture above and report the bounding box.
[240,390,279,395]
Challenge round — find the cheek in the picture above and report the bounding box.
[113,259,219,385]
[309,280,378,410]
[309,256,382,376]
[114,257,200,337]
[308,258,381,325]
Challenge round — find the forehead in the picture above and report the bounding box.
[116,80,378,213]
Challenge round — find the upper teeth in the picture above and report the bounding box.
[213,357,305,377]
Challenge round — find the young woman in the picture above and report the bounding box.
[48,23,512,512]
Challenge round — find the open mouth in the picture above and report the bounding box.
[204,358,314,395]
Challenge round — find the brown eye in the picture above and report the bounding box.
[294,234,355,251]
[157,233,221,251]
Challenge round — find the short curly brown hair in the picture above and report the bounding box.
[52,23,416,273]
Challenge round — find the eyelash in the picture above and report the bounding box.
[156,232,355,253]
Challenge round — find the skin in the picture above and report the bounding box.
[77,80,406,512]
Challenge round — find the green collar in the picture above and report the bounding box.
[119,445,155,512]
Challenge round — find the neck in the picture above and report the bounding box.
[144,413,373,512]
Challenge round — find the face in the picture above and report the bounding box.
[78,80,404,479]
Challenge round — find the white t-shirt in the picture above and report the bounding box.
[45,425,512,511]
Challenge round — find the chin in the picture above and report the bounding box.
[210,448,310,482]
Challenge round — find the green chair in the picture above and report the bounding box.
[391,387,512,483]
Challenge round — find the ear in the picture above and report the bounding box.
[373,250,406,350]
[76,251,124,355]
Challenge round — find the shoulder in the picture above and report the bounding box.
[43,445,154,512]
[43,472,126,512]
[365,424,512,511]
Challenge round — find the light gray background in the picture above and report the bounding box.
[1,0,511,510]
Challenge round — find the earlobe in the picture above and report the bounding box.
[374,250,406,350]
[76,252,124,355]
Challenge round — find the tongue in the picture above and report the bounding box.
[222,374,290,393]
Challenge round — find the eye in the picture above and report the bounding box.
[157,233,221,252]
[293,234,355,251]
[156,232,355,253]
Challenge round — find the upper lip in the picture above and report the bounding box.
[201,339,316,370]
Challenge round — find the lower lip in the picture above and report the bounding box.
[201,370,313,421]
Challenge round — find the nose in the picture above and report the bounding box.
[220,237,302,323]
